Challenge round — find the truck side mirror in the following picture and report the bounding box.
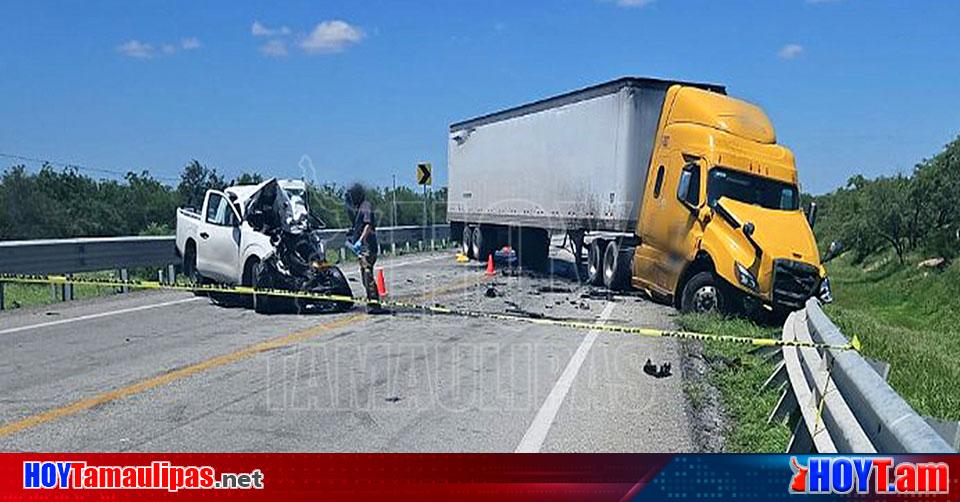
[807,201,818,228]
[676,163,701,210]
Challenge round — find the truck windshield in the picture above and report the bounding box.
[707,167,799,211]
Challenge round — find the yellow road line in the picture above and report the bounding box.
[0,313,365,439]
[0,268,486,439]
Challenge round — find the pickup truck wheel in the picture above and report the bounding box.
[252,261,278,314]
[602,240,631,291]
[462,226,473,259]
[182,244,208,295]
[680,272,726,314]
[587,239,605,286]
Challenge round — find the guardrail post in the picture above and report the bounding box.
[167,264,175,284]
[0,281,5,311]
[118,268,129,294]
[63,273,74,302]
[391,243,397,255]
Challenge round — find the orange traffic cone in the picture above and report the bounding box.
[485,253,495,276]
[376,268,387,297]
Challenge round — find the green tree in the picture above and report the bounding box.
[231,172,264,185]
[177,160,225,210]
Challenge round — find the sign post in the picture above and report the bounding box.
[417,162,432,242]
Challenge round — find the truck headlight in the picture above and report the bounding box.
[819,276,833,303]
[735,262,759,292]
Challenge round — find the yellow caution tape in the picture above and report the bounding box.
[0,273,859,352]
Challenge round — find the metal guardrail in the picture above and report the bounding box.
[768,297,955,453]
[0,224,450,309]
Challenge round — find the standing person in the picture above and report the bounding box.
[346,184,388,314]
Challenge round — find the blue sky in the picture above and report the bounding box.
[0,0,957,194]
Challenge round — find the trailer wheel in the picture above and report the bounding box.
[602,240,631,291]
[587,239,606,286]
[680,272,726,314]
[461,225,473,258]
[471,226,486,263]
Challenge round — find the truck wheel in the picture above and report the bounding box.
[252,261,277,314]
[182,243,208,295]
[461,226,473,258]
[602,240,631,290]
[471,226,485,263]
[587,239,606,286]
[680,272,726,314]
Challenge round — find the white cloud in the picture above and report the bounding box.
[117,37,200,59]
[778,43,804,59]
[180,37,201,50]
[252,21,291,37]
[259,39,288,58]
[615,0,655,7]
[117,40,154,59]
[299,20,364,54]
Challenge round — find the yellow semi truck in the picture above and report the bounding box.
[448,77,831,318]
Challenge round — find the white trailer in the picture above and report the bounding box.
[447,77,724,269]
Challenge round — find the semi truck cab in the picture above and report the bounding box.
[633,86,829,317]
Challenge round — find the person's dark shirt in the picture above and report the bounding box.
[351,200,378,253]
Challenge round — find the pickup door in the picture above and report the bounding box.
[196,190,243,283]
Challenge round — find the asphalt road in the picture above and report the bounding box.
[0,247,694,452]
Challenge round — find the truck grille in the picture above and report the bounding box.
[772,259,820,310]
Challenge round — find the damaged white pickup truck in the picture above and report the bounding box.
[175,178,353,314]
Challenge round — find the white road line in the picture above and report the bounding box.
[1,252,448,335]
[0,297,203,335]
[343,253,448,276]
[515,301,616,453]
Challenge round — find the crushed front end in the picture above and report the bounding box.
[246,179,354,314]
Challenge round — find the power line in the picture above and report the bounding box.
[0,152,181,183]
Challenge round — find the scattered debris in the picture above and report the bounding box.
[581,289,614,301]
[578,301,590,310]
[643,359,657,376]
[643,359,673,378]
[455,252,469,263]
[484,285,498,298]
[493,247,518,265]
[384,396,402,403]
[537,285,572,294]
[505,307,544,319]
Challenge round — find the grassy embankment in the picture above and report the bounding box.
[678,250,960,451]
[0,269,161,310]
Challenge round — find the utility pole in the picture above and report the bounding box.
[392,174,397,228]
[392,174,397,254]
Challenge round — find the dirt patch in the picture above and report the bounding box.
[680,339,729,452]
